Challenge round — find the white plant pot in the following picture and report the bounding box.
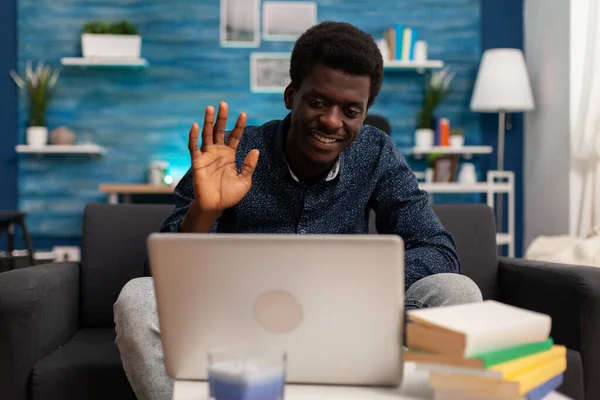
[81,34,142,59]
[425,168,434,183]
[450,135,465,149]
[415,128,434,149]
[27,126,48,148]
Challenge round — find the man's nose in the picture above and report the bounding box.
[319,107,343,132]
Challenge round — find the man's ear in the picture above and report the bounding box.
[284,84,295,110]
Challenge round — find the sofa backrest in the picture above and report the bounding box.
[369,204,498,299]
[80,203,173,328]
[431,204,499,300]
[82,202,499,327]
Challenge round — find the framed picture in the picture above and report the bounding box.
[220,0,260,48]
[250,52,291,93]
[433,156,459,182]
[262,1,317,41]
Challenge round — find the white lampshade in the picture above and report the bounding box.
[470,48,535,112]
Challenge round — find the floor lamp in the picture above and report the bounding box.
[470,48,535,232]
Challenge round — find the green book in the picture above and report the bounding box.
[404,338,554,369]
[475,337,554,368]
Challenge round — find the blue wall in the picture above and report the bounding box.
[0,0,18,212]
[480,0,525,256]
[14,0,482,246]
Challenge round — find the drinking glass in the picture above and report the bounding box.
[208,344,286,400]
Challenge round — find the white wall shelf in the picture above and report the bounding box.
[410,146,493,160]
[419,181,510,193]
[16,144,107,156]
[383,60,444,73]
[60,57,149,69]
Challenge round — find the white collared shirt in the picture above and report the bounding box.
[286,157,341,183]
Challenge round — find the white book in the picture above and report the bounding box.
[406,300,551,357]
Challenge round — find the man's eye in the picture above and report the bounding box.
[345,109,360,118]
[309,99,325,108]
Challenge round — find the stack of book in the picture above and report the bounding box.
[385,24,418,61]
[404,301,567,400]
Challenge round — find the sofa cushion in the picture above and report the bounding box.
[32,329,136,400]
[81,203,173,328]
[432,204,499,300]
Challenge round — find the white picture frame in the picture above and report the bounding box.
[262,1,317,41]
[220,0,260,48]
[250,52,291,93]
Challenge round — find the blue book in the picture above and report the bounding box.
[409,28,419,60]
[526,373,564,400]
[433,117,441,146]
[394,23,404,60]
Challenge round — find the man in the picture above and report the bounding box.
[114,21,482,400]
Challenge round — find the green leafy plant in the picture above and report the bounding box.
[426,153,442,169]
[417,67,456,129]
[82,20,110,34]
[9,61,60,127]
[450,128,464,137]
[108,20,139,35]
[82,20,139,35]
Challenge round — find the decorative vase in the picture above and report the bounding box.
[425,168,434,183]
[415,129,434,148]
[458,163,477,184]
[149,161,169,186]
[50,126,76,145]
[413,40,428,63]
[450,135,465,148]
[27,126,48,147]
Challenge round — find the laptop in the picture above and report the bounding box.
[147,233,405,386]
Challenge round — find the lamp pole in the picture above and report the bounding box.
[496,110,506,233]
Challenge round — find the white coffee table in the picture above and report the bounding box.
[172,362,570,400]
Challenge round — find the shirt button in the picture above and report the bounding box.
[300,229,306,234]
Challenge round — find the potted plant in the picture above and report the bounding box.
[425,153,440,183]
[450,128,465,148]
[10,61,60,147]
[415,67,456,148]
[81,20,141,59]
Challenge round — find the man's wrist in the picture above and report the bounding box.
[179,201,222,233]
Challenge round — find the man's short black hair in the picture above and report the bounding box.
[290,21,384,108]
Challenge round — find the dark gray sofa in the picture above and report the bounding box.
[0,203,598,400]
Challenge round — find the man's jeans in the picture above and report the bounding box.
[114,273,482,400]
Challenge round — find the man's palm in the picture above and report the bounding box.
[188,103,259,213]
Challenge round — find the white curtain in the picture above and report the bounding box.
[571,0,600,237]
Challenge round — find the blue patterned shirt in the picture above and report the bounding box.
[156,115,460,289]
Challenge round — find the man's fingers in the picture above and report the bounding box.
[188,123,200,157]
[201,106,215,149]
[214,102,228,145]
[240,149,260,180]
[227,112,247,151]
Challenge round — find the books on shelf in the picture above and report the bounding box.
[385,25,419,61]
[405,300,566,400]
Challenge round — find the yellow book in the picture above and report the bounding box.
[414,345,564,380]
[490,345,566,379]
[429,357,566,397]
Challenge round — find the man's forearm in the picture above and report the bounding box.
[179,201,222,233]
[404,244,460,290]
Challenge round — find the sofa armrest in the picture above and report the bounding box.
[0,262,80,400]
[498,257,600,399]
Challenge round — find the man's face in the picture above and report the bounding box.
[284,63,370,167]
